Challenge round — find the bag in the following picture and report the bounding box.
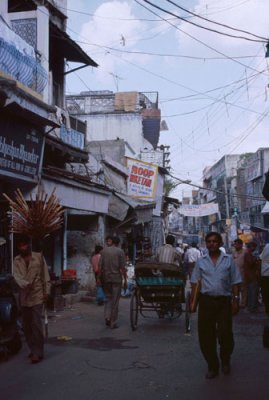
[190,280,201,313]
[96,286,105,305]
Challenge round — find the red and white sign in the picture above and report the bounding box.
[127,158,158,198]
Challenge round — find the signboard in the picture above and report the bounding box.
[179,203,219,217]
[0,116,43,182]
[127,158,158,198]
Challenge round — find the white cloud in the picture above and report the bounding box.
[78,1,148,85]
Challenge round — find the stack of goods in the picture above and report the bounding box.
[61,269,78,294]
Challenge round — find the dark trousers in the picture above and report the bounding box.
[198,294,234,371]
[22,304,44,358]
[261,276,269,314]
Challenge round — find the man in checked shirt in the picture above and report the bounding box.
[156,235,182,266]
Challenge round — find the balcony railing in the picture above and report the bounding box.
[59,116,86,150]
[0,17,47,94]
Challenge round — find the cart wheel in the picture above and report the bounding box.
[130,288,139,331]
[185,291,191,334]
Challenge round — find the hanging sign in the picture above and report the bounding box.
[127,158,158,199]
[179,203,219,217]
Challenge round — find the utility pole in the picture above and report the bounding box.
[224,176,230,219]
[158,145,170,169]
[224,176,231,248]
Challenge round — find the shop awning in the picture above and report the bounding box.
[25,177,110,214]
[50,23,98,66]
[109,192,155,223]
[107,194,130,221]
[261,202,269,214]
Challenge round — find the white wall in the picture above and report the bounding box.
[85,114,144,156]
[0,0,8,17]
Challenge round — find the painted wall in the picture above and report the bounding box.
[84,113,144,156]
[67,215,105,291]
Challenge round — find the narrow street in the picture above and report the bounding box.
[1,297,269,400]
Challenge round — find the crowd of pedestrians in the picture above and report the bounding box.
[12,231,269,378]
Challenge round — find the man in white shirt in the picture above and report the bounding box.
[185,243,201,279]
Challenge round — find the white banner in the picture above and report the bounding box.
[127,158,158,198]
[179,203,219,217]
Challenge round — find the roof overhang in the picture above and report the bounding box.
[45,136,89,162]
[25,176,110,214]
[261,202,269,214]
[0,78,59,129]
[50,23,98,67]
[3,101,58,128]
[109,192,155,224]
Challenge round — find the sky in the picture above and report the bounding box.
[65,0,269,199]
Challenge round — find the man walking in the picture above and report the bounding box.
[190,232,241,379]
[13,235,51,364]
[232,238,247,308]
[98,236,127,329]
[185,242,201,280]
[244,242,260,313]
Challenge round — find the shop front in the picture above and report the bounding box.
[0,84,57,272]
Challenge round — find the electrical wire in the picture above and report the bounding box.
[62,2,268,191]
[170,48,268,153]
[107,50,267,118]
[140,0,267,43]
[160,68,267,103]
[168,171,266,201]
[71,42,265,61]
[165,0,268,41]
[135,0,266,74]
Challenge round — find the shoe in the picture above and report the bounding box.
[222,364,231,375]
[110,323,119,329]
[105,319,110,327]
[28,352,33,359]
[30,354,42,364]
[205,369,219,379]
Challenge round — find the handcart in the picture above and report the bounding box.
[130,262,191,333]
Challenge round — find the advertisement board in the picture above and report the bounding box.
[127,158,158,199]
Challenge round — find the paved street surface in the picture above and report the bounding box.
[1,296,269,400]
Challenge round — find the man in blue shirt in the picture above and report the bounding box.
[191,232,241,379]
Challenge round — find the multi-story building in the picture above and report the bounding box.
[66,90,161,156]
[0,1,112,288]
[201,154,240,225]
[197,150,269,246]
[237,148,269,243]
[66,90,168,259]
